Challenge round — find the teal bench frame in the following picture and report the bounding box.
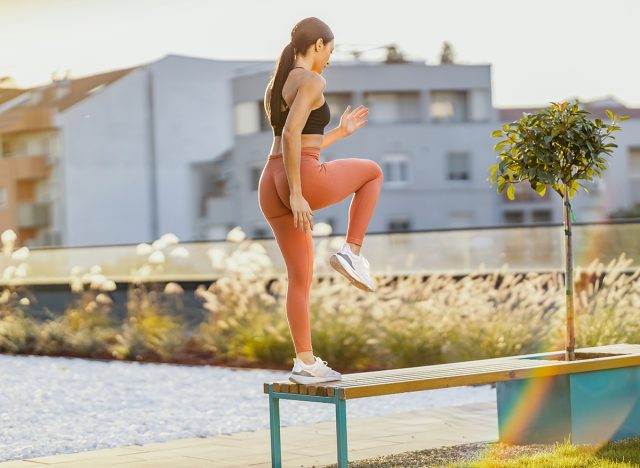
[267,385,348,467]
[264,343,640,468]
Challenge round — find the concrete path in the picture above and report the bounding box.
[0,401,498,467]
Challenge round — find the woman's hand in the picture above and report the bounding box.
[290,193,314,233]
[339,104,369,137]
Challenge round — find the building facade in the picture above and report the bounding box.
[2,55,639,248]
[0,55,268,247]
[196,60,640,241]
[198,62,500,240]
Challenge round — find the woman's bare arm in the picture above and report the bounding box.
[320,126,348,150]
[321,105,369,149]
[281,76,325,195]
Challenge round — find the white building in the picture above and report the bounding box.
[0,54,268,247]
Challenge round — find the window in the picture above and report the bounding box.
[50,133,62,160]
[468,89,489,121]
[199,176,227,217]
[257,100,271,132]
[629,147,640,205]
[0,187,7,210]
[363,92,420,124]
[210,178,227,198]
[388,218,411,231]
[249,164,263,191]
[447,152,470,180]
[39,135,52,155]
[504,210,524,224]
[532,209,552,223]
[42,230,62,246]
[325,93,351,126]
[381,153,411,186]
[430,90,468,122]
[449,210,474,228]
[234,101,260,135]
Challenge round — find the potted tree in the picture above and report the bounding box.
[487,101,638,444]
[489,101,627,360]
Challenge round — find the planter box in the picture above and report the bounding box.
[497,351,640,444]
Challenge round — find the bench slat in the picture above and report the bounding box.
[271,359,553,395]
[340,353,640,399]
[329,359,550,385]
[264,345,640,399]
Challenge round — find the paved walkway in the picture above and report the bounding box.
[0,401,498,467]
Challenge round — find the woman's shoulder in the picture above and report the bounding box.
[306,70,326,86]
[298,72,325,94]
[265,70,324,92]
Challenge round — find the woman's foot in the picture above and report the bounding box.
[288,356,342,384]
[329,243,376,292]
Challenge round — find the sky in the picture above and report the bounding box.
[1,0,639,108]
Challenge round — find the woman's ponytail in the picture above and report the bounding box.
[267,42,296,128]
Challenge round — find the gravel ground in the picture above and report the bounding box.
[0,353,495,463]
[323,441,555,467]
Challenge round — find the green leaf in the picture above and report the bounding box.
[606,109,614,121]
[491,130,503,138]
[494,140,509,152]
[535,183,547,197]
[507,184,515,200]
[568,179,579,198]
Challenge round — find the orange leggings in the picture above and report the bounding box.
[258,146,383,353]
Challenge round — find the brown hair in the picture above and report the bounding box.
[265,17,334,129]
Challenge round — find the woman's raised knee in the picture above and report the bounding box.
[370,160,383,179]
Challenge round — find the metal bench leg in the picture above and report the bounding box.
[269,390,282,468]
[335,397,348,467]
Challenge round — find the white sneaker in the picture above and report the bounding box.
[329,243,376,292]
[288,356,342,384]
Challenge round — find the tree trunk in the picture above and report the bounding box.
[563,183,576,361]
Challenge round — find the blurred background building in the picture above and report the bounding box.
[1,47,639,247]
[0,55,268,248]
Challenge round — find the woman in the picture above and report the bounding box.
[258,17,384,384]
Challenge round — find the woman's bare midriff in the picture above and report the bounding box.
[269,135,323,155]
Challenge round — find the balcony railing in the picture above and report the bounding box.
[0,108,56,134]
[0,155,49,179]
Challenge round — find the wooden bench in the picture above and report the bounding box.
[264,343,640,467]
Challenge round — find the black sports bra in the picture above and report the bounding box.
[272,67,331,136]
